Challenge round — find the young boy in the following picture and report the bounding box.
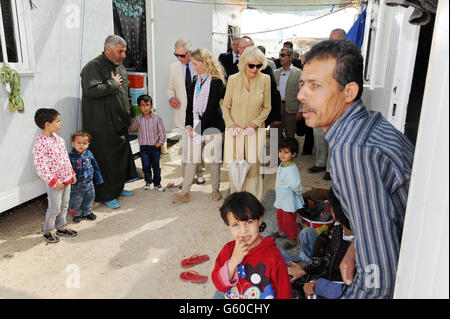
[69,130,104,223]
[33,108,78,243]
[272,137,305,250]
[129,94,166,191]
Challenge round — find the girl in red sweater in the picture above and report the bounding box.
[211,192,292,299]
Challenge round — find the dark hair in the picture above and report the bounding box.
[257,45,266,54]
[34,108,60,129]
[279,137,299,156]
[283,41,294,49]
[137,94,153,106]
[71,130,91,142]
[220,192,266,232]
[304,40,363,101]
[328,187,351,230]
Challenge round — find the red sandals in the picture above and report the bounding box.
[180,254,209,268]
[179,270,208,283]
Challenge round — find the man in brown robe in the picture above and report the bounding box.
[81,35,137,209]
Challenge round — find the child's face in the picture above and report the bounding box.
[45,115,61,133]
[139,100,152,116]
[226,212,263,250]
[72,136,90,153]
[278,147,296,164]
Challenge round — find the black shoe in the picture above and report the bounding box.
[56,228,78,237]
[282,241,297,250]
[308,165,326,173]
[43,232,60,243]
[84,213,97,221]
[73,216,82,223]
[270,231,287,239]
[323,172,331,180]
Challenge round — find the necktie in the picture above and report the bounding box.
[234,55,239,66]
[185,65,192,90]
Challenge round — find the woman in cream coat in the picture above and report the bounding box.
[222,46,271,201]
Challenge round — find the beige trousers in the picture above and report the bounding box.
[181,132,223,193]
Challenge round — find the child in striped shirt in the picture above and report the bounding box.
[129,94,166,191]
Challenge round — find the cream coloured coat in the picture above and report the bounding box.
[166,61,196,129]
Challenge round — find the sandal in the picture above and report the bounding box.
[56,228,78,237]
[179,271,208,283]
[43,232,60,243]
[181,254,209,268]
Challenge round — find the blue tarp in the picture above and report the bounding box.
[345,8,366,48]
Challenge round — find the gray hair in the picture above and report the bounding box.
[104,35,127,50]
[238,46,267,71]
[174,38,192,52]
[280,47,294,56]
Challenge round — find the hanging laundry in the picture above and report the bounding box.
[0,63,24,112]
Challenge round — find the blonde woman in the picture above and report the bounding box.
[172,48,226,202]
[222,46,271,201]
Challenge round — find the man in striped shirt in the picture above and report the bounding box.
[297,40,414,298]
[129,95,167,192]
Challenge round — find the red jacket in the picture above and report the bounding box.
[211,236,292,299]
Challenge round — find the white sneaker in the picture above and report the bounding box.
[155,185,165,192]
[144,183,151,190]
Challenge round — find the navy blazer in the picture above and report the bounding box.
[185,77,226,135]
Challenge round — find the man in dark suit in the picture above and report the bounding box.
[218,37,240,80]
[275,41,303,70]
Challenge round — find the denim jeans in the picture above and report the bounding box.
[69,180,95,217]
[43,184,71,232]
[280,227,319,264]
[140,145,161,186]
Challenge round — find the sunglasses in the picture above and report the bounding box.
[174,52,189,58]
[248,63,263,69]
[279,53,290,58]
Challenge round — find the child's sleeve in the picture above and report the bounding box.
[89,151,104,185]
[286,166,303,195]
[211,243,237,293]
[314,278,346,299]
[33,141,59,187]
[272,259,293,299]
[129,116,138,131]
[157,115,166,145]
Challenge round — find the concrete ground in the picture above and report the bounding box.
[0,134,331,298]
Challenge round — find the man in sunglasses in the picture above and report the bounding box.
[166,38,205,185]
[274,47,302,139]
[275,41,303,70]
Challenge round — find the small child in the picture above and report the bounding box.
[32,108,78,243]
[129,94,166,191]
[68,130,104,223]
[211,192,293,299]
[272,137,305,250]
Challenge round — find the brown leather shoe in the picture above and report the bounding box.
[212,189,222,201]
[172,192,190,202]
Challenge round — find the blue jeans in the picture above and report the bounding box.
[140,145,161,186]
[281,227,319,264]
[69,180,95,217]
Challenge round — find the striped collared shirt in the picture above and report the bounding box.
[129,113,166,146]
[325,99,415,299]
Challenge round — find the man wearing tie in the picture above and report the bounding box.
[166,38,205,185]
[218,36,240,80]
